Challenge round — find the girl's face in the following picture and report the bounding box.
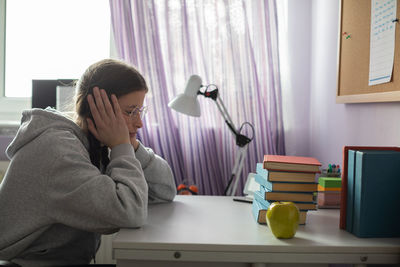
[117,90,147,144]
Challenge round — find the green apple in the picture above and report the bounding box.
[266,201,300,239]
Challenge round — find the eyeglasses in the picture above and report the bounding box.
[125,106,148,120]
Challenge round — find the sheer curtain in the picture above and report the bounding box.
[110,0,285,195]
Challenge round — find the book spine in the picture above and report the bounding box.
[257,187,316,210]
[352,151,364,236]
[318,177,342,188]
[346,150,356,233]
[274,182,317,192]
[260,186,314,202]
[252,197,269,224]
[339,147,349,229]
[318,184,341,191]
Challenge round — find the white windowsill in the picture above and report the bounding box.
[0,97,31,123]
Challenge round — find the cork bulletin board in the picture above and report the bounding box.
[336,0,400,103]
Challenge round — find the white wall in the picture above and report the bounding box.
[283,0,400,169]
[281,0,312,157]
[309,0,400,168]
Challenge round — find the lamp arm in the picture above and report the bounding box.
[200,87,252,147]
[214,96,238,137]
[199,84,254,195]
[216,96,252,147]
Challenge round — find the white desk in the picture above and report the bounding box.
[112,196,400,267]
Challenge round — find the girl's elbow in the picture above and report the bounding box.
[166,186,177,201]
[126,204,148,228]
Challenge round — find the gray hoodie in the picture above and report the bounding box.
[0,108,176,266]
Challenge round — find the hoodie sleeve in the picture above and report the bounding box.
[43,129,148,233]
[134,141,177,203]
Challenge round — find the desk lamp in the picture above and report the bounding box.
[168,75,254,196]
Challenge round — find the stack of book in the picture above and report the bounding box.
[340,146,400,238]
[252,155,321,225]
[317,177,341,208]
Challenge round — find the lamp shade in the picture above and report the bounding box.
[168,75,202,117]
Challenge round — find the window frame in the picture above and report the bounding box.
[0,0,31,122]
[0,0,116,123]
[0,0,4,97]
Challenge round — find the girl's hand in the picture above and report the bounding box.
[131,136,139,151]
[86,87,130,148]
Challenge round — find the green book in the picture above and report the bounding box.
[318,177,341,188]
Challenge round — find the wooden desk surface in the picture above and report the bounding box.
[113,195,400,264]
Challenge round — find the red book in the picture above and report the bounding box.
[263,155,321,173]
[339,146,400,230]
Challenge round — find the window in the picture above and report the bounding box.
[0,0,111,121]
[0,0,5,98]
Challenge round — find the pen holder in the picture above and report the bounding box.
[321,169,341,178]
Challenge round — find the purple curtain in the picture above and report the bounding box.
[110,0,285,195]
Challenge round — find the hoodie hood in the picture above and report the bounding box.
[6,108,88,159]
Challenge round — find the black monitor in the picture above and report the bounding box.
[31,79,76,109]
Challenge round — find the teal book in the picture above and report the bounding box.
[253,189,272,209]
[352,150,400,237]
[252,195,270,224]
[254,185,316,210]
[254,172,268,188]
[346,150,356,233]
[256,163,268,178]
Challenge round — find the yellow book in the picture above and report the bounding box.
[318,184,341,192]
